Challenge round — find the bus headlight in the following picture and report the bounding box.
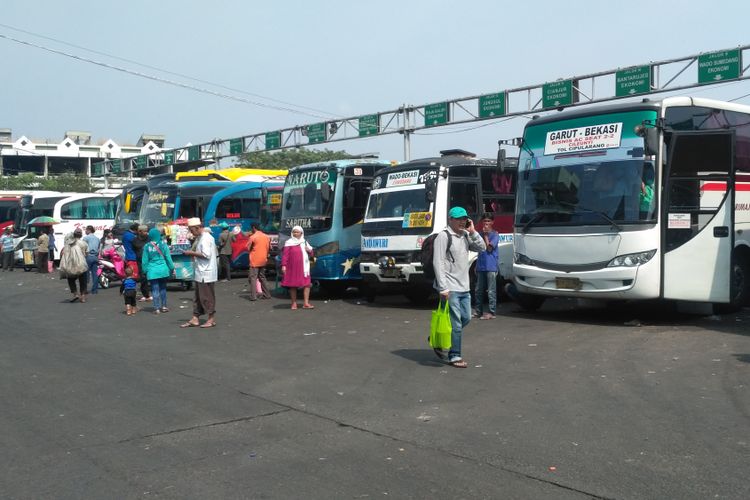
[606,250,656,267]
[514,253,535,266]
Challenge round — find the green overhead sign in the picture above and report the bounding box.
[543,80,575,108]
[424,102,449,126]
[698,49,741,84]
[479,92,506,118]
[188,145,200,162]
[359,114,379,136]
[306,123,326,144]
[265,131,281,150]
[163,151,175,165]
[229,138,244,156]
[616,66,652,96]
[135,155,147,171]
[110,159,121,173]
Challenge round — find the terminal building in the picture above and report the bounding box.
[0,129,169,178]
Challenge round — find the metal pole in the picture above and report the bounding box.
[402,105,411,161]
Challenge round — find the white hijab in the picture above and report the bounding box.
[284,225,313,277]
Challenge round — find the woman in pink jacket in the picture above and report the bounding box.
[280,226,314,310]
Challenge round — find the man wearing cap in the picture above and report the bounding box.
[217,222,235,282]
[433,206,486,368]
[180,218,218,328]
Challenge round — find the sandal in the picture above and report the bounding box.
[199,322,216,328]
[449,359,468,368]
[161,307,169,313]
[180,321,200,328]
[302,304,315,309]
[290,304,298,310]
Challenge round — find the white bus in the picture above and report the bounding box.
[359,149,517,303]
[13,191,76,256]
[508,96,750,312]
[51,193,119,260]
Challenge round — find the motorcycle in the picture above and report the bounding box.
[98,244,126,289]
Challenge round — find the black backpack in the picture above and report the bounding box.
[420,229,453,281]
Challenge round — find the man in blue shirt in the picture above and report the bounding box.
[82,225,101,294]
[1,227,16,271]
[473,213,500,319]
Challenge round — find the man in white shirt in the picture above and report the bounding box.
[180,218,218,328]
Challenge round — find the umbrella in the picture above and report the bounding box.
[28,216,61,226]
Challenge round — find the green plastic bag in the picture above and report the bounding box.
[430,300,452,350]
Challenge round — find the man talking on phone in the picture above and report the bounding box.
[433,206,486,368]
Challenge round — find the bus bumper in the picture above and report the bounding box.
[359,262,426,286]
[512,262,658,300]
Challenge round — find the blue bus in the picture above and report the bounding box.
[140,179,284,276]
[280,159,390,293]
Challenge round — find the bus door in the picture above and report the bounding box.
[662,131,734,302]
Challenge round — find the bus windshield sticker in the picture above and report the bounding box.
[668,213,691,229]
[402,211,432,228]
[544,122,623,155]
[386,170,419,187]
[269,193,282,205]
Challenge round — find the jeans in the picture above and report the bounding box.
[150,278,168,310]
[474,271,497,315]
[87,255,99,293]
[447,291,472,361]
[2,251,14,271]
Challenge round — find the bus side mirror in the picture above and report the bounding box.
[124,194,132,213]
[261,187,268,204]
[321,182,332,203]
[346,185,356,208]
[425,178,437,202]
[497,147,508,172]
[635,124,660,156]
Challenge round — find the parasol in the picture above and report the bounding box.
[28,216,61,226]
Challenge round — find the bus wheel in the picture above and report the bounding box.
[504,282,545,312]
[360,283,377,303]
[320,281,348,297]
[716,258,749,313]
[405,286,432,306]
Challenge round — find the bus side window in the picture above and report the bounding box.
[449,182,480,220]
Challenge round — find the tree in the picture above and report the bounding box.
[238,148,353,169]
[0,172,93,192]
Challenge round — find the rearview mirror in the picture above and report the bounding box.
[497,147,507,172]
[425,178,437,202]
[634,124,660,156]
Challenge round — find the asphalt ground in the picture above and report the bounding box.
[1,269,749,499]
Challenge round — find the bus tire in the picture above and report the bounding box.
[405,285,432,306]
[320,280,348,297]
[715,256,749,313]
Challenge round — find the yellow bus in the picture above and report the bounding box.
[175,167,287,182]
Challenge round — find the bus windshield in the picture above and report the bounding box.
[281,168,336,233]
[365,167,437,220]
[141,187,177,225]
[516,110,658,227]
[114,187,146,226]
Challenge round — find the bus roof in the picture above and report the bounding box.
[176,167,288,182]
[288,159,390,173]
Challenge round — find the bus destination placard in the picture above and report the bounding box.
[544,123,622,155]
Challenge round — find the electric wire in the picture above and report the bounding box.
[0,23,340,119]
[0,32,333,120]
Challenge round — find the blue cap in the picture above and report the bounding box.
[448,206,468,219]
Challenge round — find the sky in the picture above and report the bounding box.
[2,0,750,163]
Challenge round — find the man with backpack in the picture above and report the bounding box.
[432,206,486,368]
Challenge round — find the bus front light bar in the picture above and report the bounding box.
[606,250,656,268]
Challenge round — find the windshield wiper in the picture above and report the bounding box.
[520,209,556,233]
[558,202,622,231]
